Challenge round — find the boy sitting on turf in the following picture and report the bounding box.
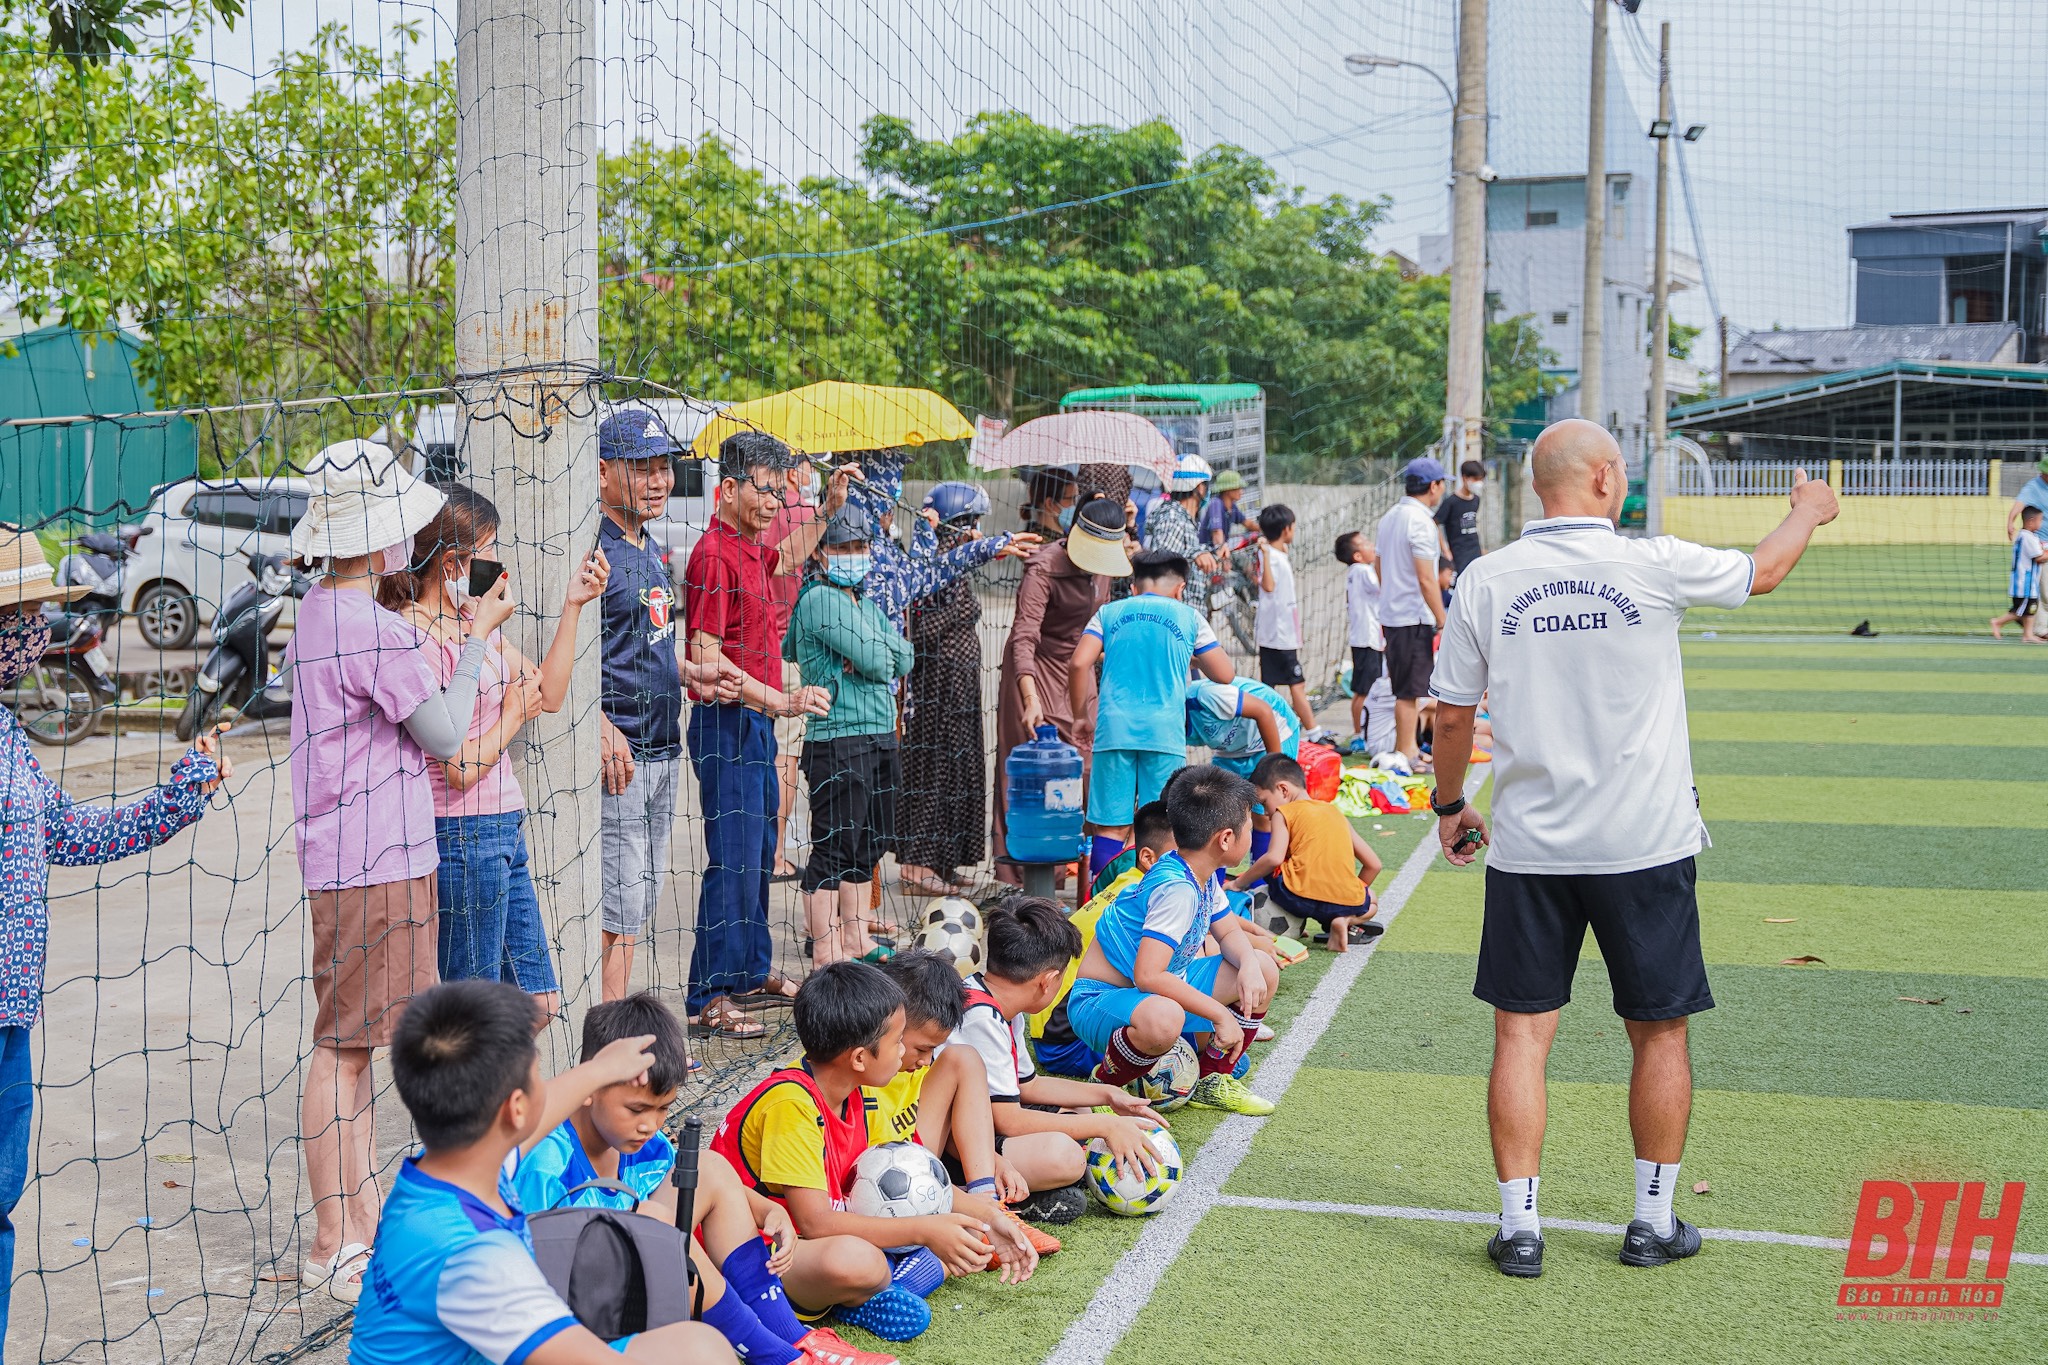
[875,951,1063,1255]
[515,993,896,1365]
[1069,765,1279,1116]
[1067,549,1234,884]
[948,897,1169,1213]
[1045,803,1175,1073]
[711,962,1034,1344]
[355,979,735,1365]
[1230,754,1383,952]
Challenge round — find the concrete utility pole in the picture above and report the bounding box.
[1646,21,1672,535]
[1444,0,1489,470]
[1579,0,1609,428]
[454,0,603,1025]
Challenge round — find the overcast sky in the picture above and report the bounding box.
[188,0,2046,339]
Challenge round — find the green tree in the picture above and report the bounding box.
[8,0,241,68]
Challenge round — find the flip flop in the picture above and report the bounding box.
[731,974,801,1008]
[689,996,766,1039]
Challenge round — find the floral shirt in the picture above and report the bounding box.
[0,707,218,1029]
[866,526,1013,632]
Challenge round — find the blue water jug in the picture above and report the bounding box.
[1005,725,1086,864]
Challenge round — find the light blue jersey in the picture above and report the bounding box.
[1084,594,1220,754]
[515,1120,676,1214]
[1185,678,1301,764]
[350,1153,579,1365]
[1092,851,1229,981]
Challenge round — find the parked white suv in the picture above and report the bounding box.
[127,478,311,649]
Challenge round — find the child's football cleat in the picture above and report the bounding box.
[1010,1181,1088,1225]
[798,1326,900,1365]
[1619,1217,1703,1267]
[1189,1073,1275,1116]
[1002,1207,1063,1254]
[834,1286,930,1341]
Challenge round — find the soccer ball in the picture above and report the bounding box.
[1257,886,1305,942]
[847,1141,954,1250]
[1083,1126,1184,1217]
[917,897,985,977]
[1131,1039,1199,1112]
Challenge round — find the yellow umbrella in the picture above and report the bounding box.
[689,381,973,458]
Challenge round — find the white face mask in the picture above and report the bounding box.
[374,534,415,576]
[446,567,473,606]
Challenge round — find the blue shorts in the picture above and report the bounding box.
[1032,1034,1104,1079]
[1066,956,1225,1054]
[1086,748,1181,827]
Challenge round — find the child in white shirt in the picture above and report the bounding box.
[1336,531,1383,753]
[1255,504,1328,742]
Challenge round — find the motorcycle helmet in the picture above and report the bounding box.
[921,481,992,527]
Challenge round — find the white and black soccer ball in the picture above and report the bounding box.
[846,1141,954,1250]
[1258,887,1305,942]
[1083,1126,1184,1217]
[917,896,985,977]
[1131,1038,1199,1112]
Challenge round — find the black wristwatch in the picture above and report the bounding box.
[1430,792,1467,818]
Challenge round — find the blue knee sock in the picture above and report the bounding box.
[1246,829,1272,887]
[837,1285,932,1342]
[1089,834,1126,883]
[720,1239,808,1346]
[887,1247,945,1299]
[700,1283,803,1365]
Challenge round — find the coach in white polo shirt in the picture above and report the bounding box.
[1374,455,1449,766]
[1428,418,1836,1281]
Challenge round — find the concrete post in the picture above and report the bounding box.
[1646,22,1672,536]
[1444,0,1489,470]
[454,0,603,1029]
[1579,0,1608,428]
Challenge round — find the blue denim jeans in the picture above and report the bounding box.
[0,1024,35,1344]
[435,811,560,994]
[686,705,776,1013]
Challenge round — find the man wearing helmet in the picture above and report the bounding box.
[1144,453,1219,617]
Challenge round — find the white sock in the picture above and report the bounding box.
[1634,1158,1678,1237]
[1498,1176,1540,1237]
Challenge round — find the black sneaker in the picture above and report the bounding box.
[1486,1229,1544,1278]
[1619,1216,1703,1267]
[1011,1182,1088,1225]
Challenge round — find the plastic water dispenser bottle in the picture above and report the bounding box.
[1005,724,1086,863]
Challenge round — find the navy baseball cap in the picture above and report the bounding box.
[598,408,683,462]
[1402,455,1448,486]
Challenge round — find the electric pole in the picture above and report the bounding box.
[1646,21,1672,535]
[1579,0,1608,428]
[1444,0,1489,469]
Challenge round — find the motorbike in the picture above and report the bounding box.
[53,524,148,634]
[5,607,119,746]
[176,550,306,742]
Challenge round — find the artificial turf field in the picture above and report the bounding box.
[869,635,2046,1365]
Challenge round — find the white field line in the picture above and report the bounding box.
[1044,782,1473,1365]
[1211,1195,2048,1269]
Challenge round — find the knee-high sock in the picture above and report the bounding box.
[1244,828,1272,888]
[720,1238,808,1347]
[1091,1027,1166,1088]
[699,1281,803,1365]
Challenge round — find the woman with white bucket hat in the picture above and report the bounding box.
[283,439,518,1302]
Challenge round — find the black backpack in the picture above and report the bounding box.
[528,1117,705,1340]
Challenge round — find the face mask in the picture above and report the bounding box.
[1057,505,1076,532]
[374,534,415,577]
[446,568,473,607]
[825,553,871,586]
[0,610,53,690]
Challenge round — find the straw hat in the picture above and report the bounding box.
[0,525,91,608]
[289,440,446,560]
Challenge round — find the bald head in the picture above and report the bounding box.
[1530,418,1626,519]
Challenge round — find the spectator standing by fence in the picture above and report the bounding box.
[1199,469,1248,551]
[683,432,841,1038]
[1375,456,1450,770]
[769,459,820,881]
[0,528,230,1340]
[1144,454,1217,616]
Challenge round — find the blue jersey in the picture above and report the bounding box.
[1092,851,1229,981]
[1185,678,1301,761]
[514,1121,676,1214]
[1084,594,1220,754]
[350,1153,579,1365]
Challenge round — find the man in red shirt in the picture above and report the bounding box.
[683,431,845,1036]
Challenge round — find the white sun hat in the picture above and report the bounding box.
[289,440,446,560]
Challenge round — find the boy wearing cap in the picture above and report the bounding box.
[785,505,916,967]
[1143,454,1218,616]
[1199,469,1248,552]
[1374,456,1449,769]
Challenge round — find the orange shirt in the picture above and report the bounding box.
[1277,798,1366,906]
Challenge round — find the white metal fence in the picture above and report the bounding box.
[1668,457,1994,496]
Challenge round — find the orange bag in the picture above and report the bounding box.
[1297,740,1342,802]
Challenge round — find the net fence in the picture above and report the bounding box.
[0,0,2040,1360]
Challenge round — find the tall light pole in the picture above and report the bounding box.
[1646,21,1673,535]
[1579,0,1609,429]
[1346,0,1488,467]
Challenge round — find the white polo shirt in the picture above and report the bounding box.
[1430,516,1753,874]
[1375,497,1442,627]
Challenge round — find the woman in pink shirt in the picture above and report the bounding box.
[380,484,607,1025]
[285,442,517,1303]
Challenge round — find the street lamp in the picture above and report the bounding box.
[1343,52,1455,108]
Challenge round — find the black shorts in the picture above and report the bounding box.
[1258,647,1304,688]
[2011,596,2037,616]
[799,734,899,893]
[1269,873,1371,928]
[1382,624,1436,700]
[1349,647,1383,697]
[1475,858,1713,1022]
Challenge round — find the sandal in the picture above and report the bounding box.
[897,872,953,897]
[307,1242,372,1305]
[689,995,766,1039]
[731,974,800,1008]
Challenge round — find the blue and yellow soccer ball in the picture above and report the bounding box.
[1083,1126,1184,1216]
[1131,1038,1199,1112]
